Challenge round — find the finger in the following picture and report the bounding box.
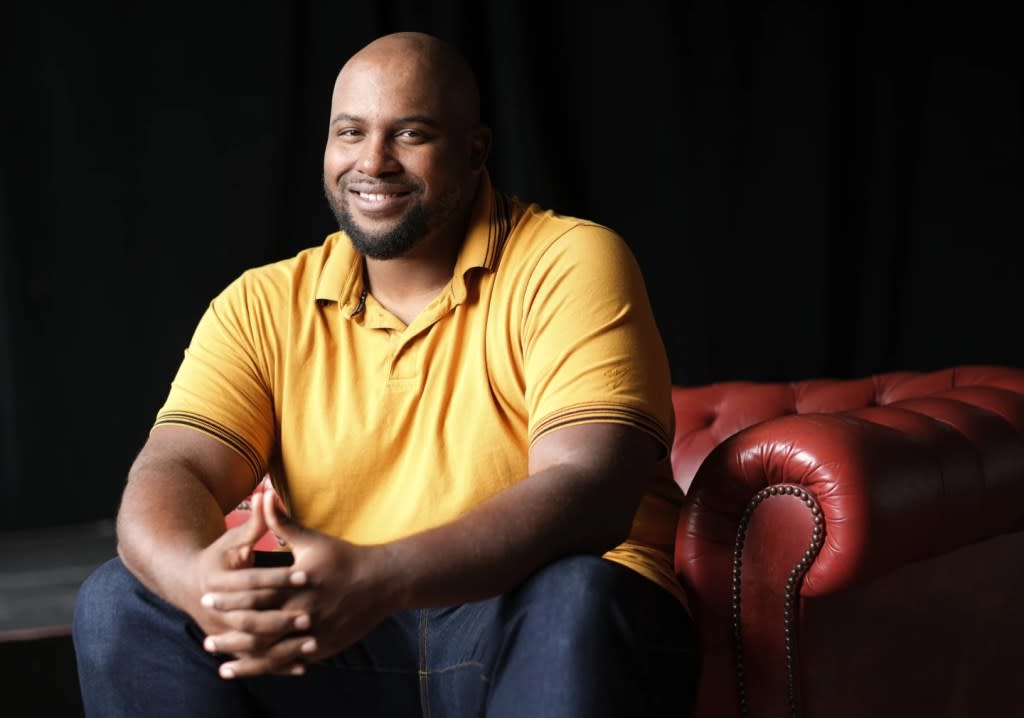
[200,587,298,612]
[239,491,269,548]
[206,608,311,639]
[204,565,307,593]
[217,491,271,568]
[272,663,310,677]
[235,492,271,565]
[217,635,319,679]
[204,613,311,656]
[261,487,302,544]
[204,630,264,656]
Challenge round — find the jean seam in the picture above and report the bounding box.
[418,609,430,718]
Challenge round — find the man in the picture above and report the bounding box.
[73,31,697,717]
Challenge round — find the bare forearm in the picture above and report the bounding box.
[384,462,639,610]
[115,425,262,611]
[116,458,227,608]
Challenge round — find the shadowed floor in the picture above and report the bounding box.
[0,520,117,717]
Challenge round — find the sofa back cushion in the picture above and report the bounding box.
[670,365,1024,493]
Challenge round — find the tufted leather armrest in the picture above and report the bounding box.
[671,365,1024,718]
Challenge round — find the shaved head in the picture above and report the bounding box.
[338,32,481,130]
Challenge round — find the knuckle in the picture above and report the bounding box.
[236,613,259,632]
[260,569,288,587]
[231,634,257,653]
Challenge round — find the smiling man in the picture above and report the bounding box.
[72,32,697,717]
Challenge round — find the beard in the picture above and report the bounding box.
[323,178,428,260]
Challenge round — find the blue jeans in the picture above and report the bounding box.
[73,554,697,717]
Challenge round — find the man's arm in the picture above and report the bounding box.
[203,421,660,677]
[117,425,307,639]
[388,422,657,605]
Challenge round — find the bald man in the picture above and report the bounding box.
[73,32,697,717]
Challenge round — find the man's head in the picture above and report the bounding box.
[323,32,491,260]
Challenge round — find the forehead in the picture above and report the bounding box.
[330,54,447,121]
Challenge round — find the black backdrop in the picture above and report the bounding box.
[2,1,1021,530]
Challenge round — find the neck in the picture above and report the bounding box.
[364,229,462,325]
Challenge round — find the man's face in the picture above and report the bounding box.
[322,54,478,260]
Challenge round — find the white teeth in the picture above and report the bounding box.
[358,192,392,201]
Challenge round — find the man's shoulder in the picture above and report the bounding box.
[503,199,624,261]
[226,234,340,300]
[513,200,616,236]
[496,200,638,282]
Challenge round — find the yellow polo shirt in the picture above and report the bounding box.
[155,172,686,604]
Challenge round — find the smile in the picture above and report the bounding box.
[356,191,405,202]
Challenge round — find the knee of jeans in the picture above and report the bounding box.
[515,555,624,621]
[526,554,615,590]
[73,557,136,651]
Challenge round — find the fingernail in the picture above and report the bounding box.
[301,639,317,654]
[290,664,305,676]
[289,571,307,585]
[204,637,217,652]
[220,665,235,679]
[201,594,216,608]
[294,614,310,630]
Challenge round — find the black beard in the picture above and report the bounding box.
[324,184,427,260]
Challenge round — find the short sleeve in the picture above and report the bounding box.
[153,272,277,480]
[522,225,674,451]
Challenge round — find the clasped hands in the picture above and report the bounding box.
[193,487,394,679]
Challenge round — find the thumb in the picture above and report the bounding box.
[224,490,269,566]
[239,490,270,544]
[261,487,304,545]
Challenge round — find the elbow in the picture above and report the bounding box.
[609,510,637,549]
[586,501,639,555]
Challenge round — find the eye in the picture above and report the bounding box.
[397,129,429,143]
[334,128,361,139]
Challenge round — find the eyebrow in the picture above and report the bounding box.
[329,113,441,128]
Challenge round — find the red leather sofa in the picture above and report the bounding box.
[229,364,1024,717]
[672,364,1024,717]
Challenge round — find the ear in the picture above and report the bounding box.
[469,123,492,173]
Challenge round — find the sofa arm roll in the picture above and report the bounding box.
[676,386,1024,717]
[677,384,1024,599]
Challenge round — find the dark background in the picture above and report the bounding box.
[2,1,1021,532]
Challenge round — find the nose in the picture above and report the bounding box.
[358,134,398,176]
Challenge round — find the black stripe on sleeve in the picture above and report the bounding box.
[153,411,265,480]
[530,403,670,449]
